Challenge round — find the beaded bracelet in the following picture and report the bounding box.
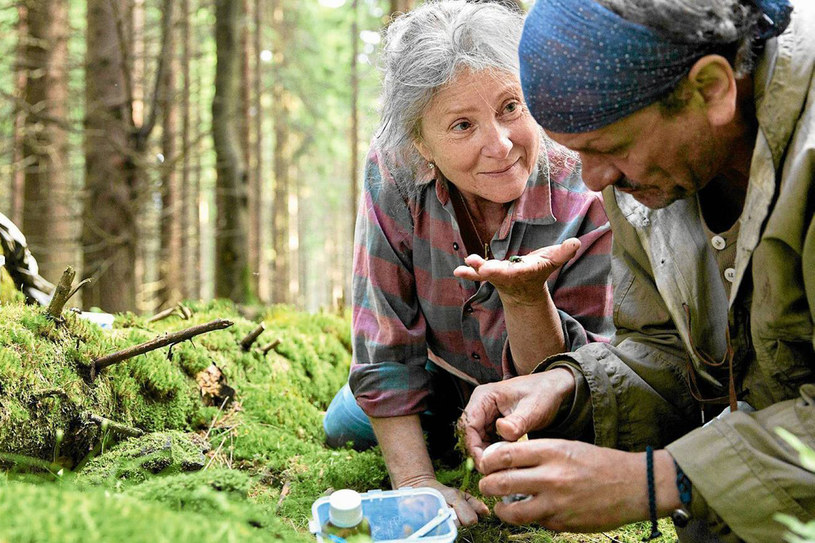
[643,446,662,541]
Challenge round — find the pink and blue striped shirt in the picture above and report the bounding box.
[349,140,613,418]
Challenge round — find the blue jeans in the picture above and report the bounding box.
[323,383,378,450]
[323,364,472,460]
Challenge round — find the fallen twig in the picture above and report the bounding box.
[147,303,193,323]
[260,338,281,355]
[92,319,233,375]
[240,322,266,350]
[88,413,144,437]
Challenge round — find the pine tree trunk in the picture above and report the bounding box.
[180,0,194,300]
[240,0,259,296]
[389,0,414,16]
[253,0,265,302]
[10,4,27,225]
[213,0,250,303]
[158,0,182,308]
[270,0,290,305]
[347,0,359,308]
[83,0,139,312]
[22,0,72,285]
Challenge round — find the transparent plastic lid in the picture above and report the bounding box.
[310,487,457,543]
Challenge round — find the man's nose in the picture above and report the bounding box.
[579,154,623,191]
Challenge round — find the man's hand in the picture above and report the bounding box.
[458,369,575,467]
[478,439,681,532]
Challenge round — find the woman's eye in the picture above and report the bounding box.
[504,101,520,114]
[452,121,471,132]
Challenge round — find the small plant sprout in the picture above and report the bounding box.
[508,255,523,263]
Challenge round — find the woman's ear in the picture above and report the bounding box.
[687,54,737,127]
[414,139,432,164]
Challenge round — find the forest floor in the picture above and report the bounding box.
[0,270,675,543]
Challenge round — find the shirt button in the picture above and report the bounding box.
[711,235,726,250]
[724,267,736,283]
[471,352,481,360]
[453,242,460,251]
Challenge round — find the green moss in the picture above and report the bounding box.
[0,477,310,542]
[0,298,676,542]
[77,431,207,487]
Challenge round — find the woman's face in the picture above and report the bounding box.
[414,69,540,204]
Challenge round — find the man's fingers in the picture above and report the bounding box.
[493,495,549,526]
[478,440,556,474]
[495,416,526,442]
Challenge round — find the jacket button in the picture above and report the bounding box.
[472,352,481,360]
[453,242,460,251]
[464,306,474,314]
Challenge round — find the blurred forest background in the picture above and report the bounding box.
[0,0,528,316]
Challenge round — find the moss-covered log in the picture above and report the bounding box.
[0,289,676,542]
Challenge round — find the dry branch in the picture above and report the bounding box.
[89,413,144,437]
[92,319,233,373]
[146,306,178,323]
[46,266,75,320]
[240,322,265,350]
[260,339,281,355]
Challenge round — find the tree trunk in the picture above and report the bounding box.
[83,0,139,312]
[347,0,359,308]
[253,0,266,302]
[10,4,27,225]
[22,0,72,285]
[270,0,290,305]
[240,0,259,296]
[213,0,250,303]
[389,0,414,16]
[180,0,194,300]
[158,0,182,308]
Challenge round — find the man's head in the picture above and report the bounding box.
[519,0,792,208]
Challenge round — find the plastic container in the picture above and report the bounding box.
[76,311,115,330]
[322,489,372,540]
[310,487,457,543]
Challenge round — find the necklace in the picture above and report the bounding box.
[456,188,492,259]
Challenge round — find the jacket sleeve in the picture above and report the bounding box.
[348,152,434,418]
[536,188,700,447]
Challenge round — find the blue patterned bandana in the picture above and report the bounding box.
[520,0,793,133]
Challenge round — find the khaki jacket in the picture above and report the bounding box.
[542,2,815,541]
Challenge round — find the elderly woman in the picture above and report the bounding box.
[324,0,613,525]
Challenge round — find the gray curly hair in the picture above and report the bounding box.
[374,0,525,175]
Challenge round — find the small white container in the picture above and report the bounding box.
[76,311,115,330]
[310,486,457,543]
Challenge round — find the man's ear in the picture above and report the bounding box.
[687,54,737,127]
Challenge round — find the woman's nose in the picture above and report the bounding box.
[580,154,623,191]
[481,122,512,158]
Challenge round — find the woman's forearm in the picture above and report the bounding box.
[370,414,436,488]
[501,283,565,375]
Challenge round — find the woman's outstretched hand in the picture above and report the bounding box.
[453,238,581,306]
